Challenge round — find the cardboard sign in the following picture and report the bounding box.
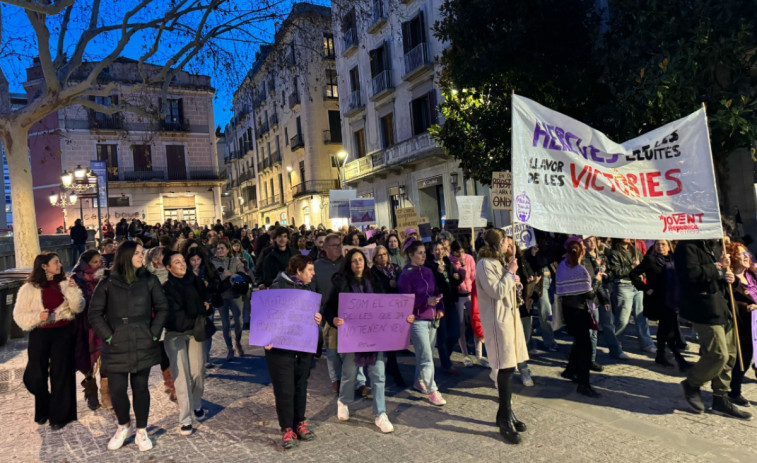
[343,243,377,266]
[395,207,419,240]
[349,198,376,226]
[456,196,488,228]
[491,171,512,210]
[337,293,415,353]
[249,289,322,353]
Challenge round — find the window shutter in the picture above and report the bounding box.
[401,21,411,54]
[409,100,416,135]
[419,11,426,43]
[428,90,438,124]
[383,41,392,71]
[369,49,379,77]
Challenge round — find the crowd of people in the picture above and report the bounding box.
[13,216,757,451]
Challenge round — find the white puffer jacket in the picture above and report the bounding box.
[13,278,85,331]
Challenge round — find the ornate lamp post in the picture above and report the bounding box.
[60,164,102,241]
[49,191,77,231]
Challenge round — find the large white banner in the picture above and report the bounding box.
[511,94,723,239]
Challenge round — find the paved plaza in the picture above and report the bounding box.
[1,325,756,463]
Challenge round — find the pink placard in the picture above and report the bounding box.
[337,293,415,353]
[249,289,321,353]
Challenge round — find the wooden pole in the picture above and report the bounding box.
[722,236,745,371]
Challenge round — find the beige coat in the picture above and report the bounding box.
[475,258,529,370]
[13,279,85,331]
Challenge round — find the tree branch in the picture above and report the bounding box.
[25,9,59,93]
[53,3,73,69]
[72,96,156,120]
[2,0,74,15]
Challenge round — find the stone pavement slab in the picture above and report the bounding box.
[1,326,757,463]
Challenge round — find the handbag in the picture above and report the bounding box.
[193,314,216,342]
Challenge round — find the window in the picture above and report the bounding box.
[108,196,130,207]
[325,69,339,99]
[410,91,438,135]
[380,113,395,148]
[296,116,302,136]
[247,128,253,149]
[353,129,366,158]
[132,144,152,171]
[328,111,342,143]
[369,42,391,77]
[402,11,427,53]
[299,160,306,183]
[349,66,361,93]
[270,178,275,199]
[323,33,335,58]
[285,127,289,145]
[90,95,120,128]
[164,98,183,123]
[96,144,119,180]
[275,135,281,154]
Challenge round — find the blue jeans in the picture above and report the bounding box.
[326,349,365,387]
[534,273,557,348]
[218,297,243,349]
[613,282,654,349]
[339,352,386,416]
[203,308,216,362]
[71,243,85,265]
[411,320,438,393]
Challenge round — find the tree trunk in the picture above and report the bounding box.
[2,124,41,268]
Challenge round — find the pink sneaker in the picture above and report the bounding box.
[428,391,446,406]
[413,380,428,394]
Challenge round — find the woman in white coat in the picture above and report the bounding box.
[475,229,529,444]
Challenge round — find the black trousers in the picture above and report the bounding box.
[265,348,313,430]
[730,316,754,397]
[657,310,682,354]
[496,368,515,426]
[23,324,77,425]
[564,306,592,387]
[160,341,171,371]
[109,367,151,428]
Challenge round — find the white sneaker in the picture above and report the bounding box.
[135,428,153,452]
[107,424,130,451]
[477,356,490,368]
[462,356,473,367]
[375,413,394,433]
[337,400,349,421]
[520,368,535,387]
[489,369,498,389]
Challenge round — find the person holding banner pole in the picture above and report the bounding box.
[265,255,321,449]
[326,249,414,433]
[425,241,462,376]
[725,242,757,407]
[675,240,751,419]
[475,229,528,444]
[398,239,447,406]
[608,239,656,354]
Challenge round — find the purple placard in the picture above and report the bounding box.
[753,311,757,368]
[337,293,415,353]
[300,249,310,255]
[249,289,322,353]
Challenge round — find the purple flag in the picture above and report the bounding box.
[249,289,322,353]
[337,293,415,353]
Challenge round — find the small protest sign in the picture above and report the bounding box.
[342,244,377,265]
[456,196,488,228]
[329,190,356,219]
[337,293,415,353]
[491,171,512,210]
[249,289,322,353]
[349,198,376,226]
[503,223,537,249]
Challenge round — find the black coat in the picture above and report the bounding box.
[88,269,169,373]
[70,224,88,245]
[163,272,209,333]
[323,272,385,328]
[732,271,757,331]
[424,256,461,308]
[629,253,675,321]
[581,254,610,306]
[262,246,297,287]
[370,263,401,294]
[674,240,730,325]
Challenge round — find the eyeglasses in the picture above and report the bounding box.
[375,253,388,257]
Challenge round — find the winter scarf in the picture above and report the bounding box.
[350,276,378,367]
[555,259,592,296]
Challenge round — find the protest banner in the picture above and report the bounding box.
[349,198,376,226]
[249,289,322,353]
[337,293,415,353]
[511,94,722,239]
[343,243,377,265]
[491,171,512,210]
[329,189,356,219]
[503,223,537,249]
[395,207,419,240]
[456,196,488,228]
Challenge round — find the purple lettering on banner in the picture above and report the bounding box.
[249,289,322,353]
[337,293,415,353]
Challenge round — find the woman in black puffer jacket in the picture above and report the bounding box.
[89,241,168,452]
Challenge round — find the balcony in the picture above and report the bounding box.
[118,168,224,182]
[270,113,278,129]
[271,149,282,164]
[238,170,255,184]
[343,27,358,56]
[367,1,388,34]
[259,194,283,209]
[343,133,440,182]
[160,117,191,132]
[290,133,304,151]
[403,42,432,80]
[268,78,276,94]
[258,122,270,137]
[89,113,123,130]
[291,179,339,197]
[346,90,364,117]
[344,151,386,182]
[323,129,342,144]
[371,70,393,100]
[289,91,301,110]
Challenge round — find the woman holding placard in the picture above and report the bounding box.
[265,254,321,449]
[475,229,529,445]
[326,248,415,433]
[398,239,447,407]
[371,245,408,386]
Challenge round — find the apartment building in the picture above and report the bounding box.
[225,3,344,228]
[25,58,224,233]
[332,0,471,229]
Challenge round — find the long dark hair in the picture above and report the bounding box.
[113,240,141,283]
[340,248,376,288]
[26,252,66,287]
[186,247,218,280]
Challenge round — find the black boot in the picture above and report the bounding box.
[508,399,527,432]
[81,376,100,411]
[496,368,521,444]
[672,350,691,372]
[655,350,674,368]
[711,395,753,420]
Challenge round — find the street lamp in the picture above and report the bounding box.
[60,165,102,242]
[336,150,348,189]
[49,191,77,231]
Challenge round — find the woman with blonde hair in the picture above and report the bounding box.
[475,229,528,444]
[725,241,757,406]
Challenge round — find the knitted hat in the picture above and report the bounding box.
[564,235,583,250]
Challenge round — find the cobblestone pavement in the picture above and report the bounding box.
[2,324,757,463]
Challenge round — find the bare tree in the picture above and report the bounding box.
[0,0,287,267]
